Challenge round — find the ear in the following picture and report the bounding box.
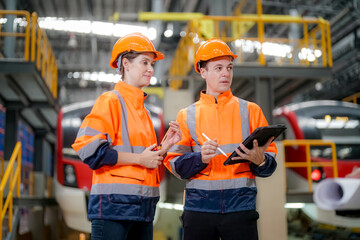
[199,67,207,80]
[122,58,130,71]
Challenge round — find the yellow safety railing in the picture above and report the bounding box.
[343,92,360,104]
[0,142,21,240]
[0,10,58,99]
[282,139,338,192]
[169,10,332,90]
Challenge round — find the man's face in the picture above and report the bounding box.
[200,56,233,97]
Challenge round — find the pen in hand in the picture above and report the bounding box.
[201,133,228,157]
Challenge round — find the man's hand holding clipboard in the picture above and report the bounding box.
[224,124,286,166]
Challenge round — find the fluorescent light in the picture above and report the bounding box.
[150,77,157,85]
[164,29,173,38]
[92,21,113,36]
[38,17,156,39]
[67,71,121,83]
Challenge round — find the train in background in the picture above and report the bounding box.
[273,100,360,229]
[54,100,166,233]
[273,100,360,186]
[55,99,360,232]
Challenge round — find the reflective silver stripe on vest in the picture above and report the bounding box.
[219,143,240,154]
[186,178,256,191]
[77,138,107,160]
[169,156,182,179]
[191,145,201,152]
[238,98,250,139]
[111,90,133,153]
[91,183,159,197]
[186,98,250,151]
[168,144,192,154]
[112,145,145,154]
[186,103,199,147]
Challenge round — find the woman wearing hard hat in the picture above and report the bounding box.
[72,32,181,240]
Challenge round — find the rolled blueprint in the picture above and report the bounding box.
[313,178,360,210]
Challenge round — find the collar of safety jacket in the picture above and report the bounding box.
[114,80,147,109]
[200,89,233,105]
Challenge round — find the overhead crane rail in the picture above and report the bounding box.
[0,10,58,99]
[169,14,333,90]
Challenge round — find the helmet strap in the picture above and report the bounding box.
[116,55,122,74]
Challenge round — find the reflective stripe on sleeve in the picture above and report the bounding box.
[169,156,182,179]
[77,138,107,160]
[91,183,160,197]
[77,126,113,144]
[186,177,256,191]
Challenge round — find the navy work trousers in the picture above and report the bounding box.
[91,219,153,240]
[181,210,259,240]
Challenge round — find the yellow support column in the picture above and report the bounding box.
[257,0,266,65]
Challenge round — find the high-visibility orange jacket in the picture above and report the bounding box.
[164,89,277,213]
[72,80,160,222]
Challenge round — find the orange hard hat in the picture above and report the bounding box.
[110,32,164,69]
[194,38,238,73]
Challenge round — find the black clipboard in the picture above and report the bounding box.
[223,124,286,166]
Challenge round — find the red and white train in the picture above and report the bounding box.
[273,100,360,229]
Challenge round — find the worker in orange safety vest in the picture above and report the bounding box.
[72,32,181,240]
[163,38,278,240]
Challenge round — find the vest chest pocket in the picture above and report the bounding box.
[234,162,251,174]
[109,165,145,181]
[195,165,211,177]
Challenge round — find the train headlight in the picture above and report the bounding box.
[64,164,78,187]
[311,169,322,181]
[311,167,325,182]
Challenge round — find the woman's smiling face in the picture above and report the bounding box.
[123,52,155,89]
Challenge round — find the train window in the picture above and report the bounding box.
[310,144,360,160]
[62,107,91,160]
[308,114,360,161]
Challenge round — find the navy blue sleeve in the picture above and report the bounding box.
[174,152,208,179]
[83,142,118,170]
[249,153,277,177]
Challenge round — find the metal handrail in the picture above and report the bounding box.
[0,10,58,99]
[0,142,21,240]
[282,139,338,193]
[169,14,332,90]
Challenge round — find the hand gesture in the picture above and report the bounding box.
[201,139,218,164]
[233,137,274,165]
[139,143,164,169]
[161,121,182,152]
